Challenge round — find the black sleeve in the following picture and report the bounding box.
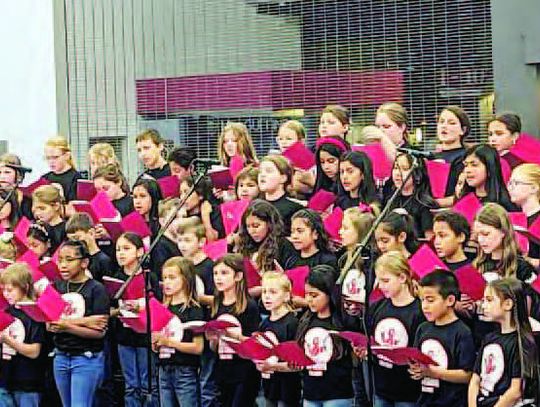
[90,282,110,315]
[242,300,261,337]
[455,327,476,371]
[25,319,46,345]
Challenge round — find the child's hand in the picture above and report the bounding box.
[122,300,140,313]
[408,361,434,380]
[47,320,68,333]
[212,188,226,201]
[287,361,303,371]
[93,224,110,239]
[352,346,368,360]
[83,315,108,331]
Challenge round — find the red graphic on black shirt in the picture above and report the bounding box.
[63,299,77,317]
[381,328,398,346]
[307,337,327,357]
[486,353,496,375]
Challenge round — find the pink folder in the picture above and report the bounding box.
[119,298,174,334]
[509,133,540,166]
[0,292,10,311]
[408,244,448,279]
[72,192,119,223]
[224,336,273,361]
[369,287,385,304]
[14,216,32,250]
[273,341,315,367]
[243,258,261,289]
[229,156,245,181]
[508,212,530,254]
[352,143,393,181]
[282,142,316,171]
[373,346,438,366]
[209,168,233,190]
[308,190,336,213]
[76,179,97,201]
[102,211,151,241]
[426,160,451,199]
[285,266,310,297]
[157,176,180,199]
[333,331,374,348]
[40,259,60,281]
[454,264,486,301]
[187,319,239,334]
[202,239,228,261]
[220,199,251,235]
[452,193,482,225]
[17,285,67,322]
[323,207,344,242]
[103,273,145,300]
[20,178,50,197]
[0,311,15,331]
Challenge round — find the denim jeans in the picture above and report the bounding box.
[303,399,354,407]
[159,365,200,407]
[373,395,416,407]
[117,345,158,407]
[0,388,14,407]
[200,345,219,407]
[12,392,41,407]
[53,350,104,407]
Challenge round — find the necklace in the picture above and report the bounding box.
[67,279,88,294]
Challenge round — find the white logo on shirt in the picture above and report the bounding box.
[158,316,184,359]
[480,343,505,396]
[2,318,25,360]
[374,317,408,368]
[304,327,333,376]
[421,338,449,392]
[61,292,86,319]
[217,314,241,360]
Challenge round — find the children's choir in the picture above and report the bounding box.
[0,104,539,407]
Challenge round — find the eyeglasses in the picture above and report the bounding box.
[507,180,533,188]
[45,152,66,161]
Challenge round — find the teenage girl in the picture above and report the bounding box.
[209,254,261,407]
[336,151,379,212]
[43,136,82,202]
[88,142,120,178]
[468,278,538,407]
[217,122,258,167]
[313,136,350,195]
[487,112,522,169]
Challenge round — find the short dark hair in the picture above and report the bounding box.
[433,210,470,243]
[419,269,460,301]
[167,147,196,169]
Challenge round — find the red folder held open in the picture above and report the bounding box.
[508,212,530,254]
[223,336,273,361]
[103,273,145,300]
[17,285,67,322]
[509,133,540,166]
[352,143,393,181]
[323,207,344,242]
[308,190,336,213]
[76,179,97,201]
[185,319,239,334]
[118,298,174,334]
[203,239,228,261]
[72,192,120,224]
[208,167,234,190]
[220,199,250,235]
[426,160,451,199]
[0,311,15,332]
[373,346,438,366]
[282,142,316,171]
[273,341,315,367]
[157,176,180,199]
[454,264,486,301]
[452,193,482,226]
[101,211,151,241]
[285,266,310,297]
[229,156,245,181]
[20,178,51,197]
[408,244,448,279]
[243,258,261,289]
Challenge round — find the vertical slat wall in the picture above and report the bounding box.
[57,0,493,181]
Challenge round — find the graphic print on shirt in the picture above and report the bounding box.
[158,315,184,359]
[2,318,25,360]
[420,338,449,392]
[304,327,333,376]
[257,331,279,378]
[217,313,241,360]
[61,292,86,319]
[374,317,408,368]
[342,268,366,303]
[480,343,505,396]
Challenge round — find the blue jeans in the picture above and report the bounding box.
[373,395,416,407]
[0,388,14,407]
[303,400,354,407]
[200,345,219,407]
[13,392,40,407]
[159,365,200,407]
[118,345,158,407]
[53,350,104,407]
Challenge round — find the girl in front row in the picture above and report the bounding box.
[367,251,426,407]
[209,254,261,407]
[153,257,205,407]
[468,278,538,407]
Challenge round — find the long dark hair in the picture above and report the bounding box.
[377,210,419,254]
[295,266,345,359]
[338,151,378,205]
[314,138,350,193]
[238,199,284,272]
[391,153,438,210]
[211,254,249,317]
[459,144,514,210]
[132,177,163,233]
[291,209,329,252]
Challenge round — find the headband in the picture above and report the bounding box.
[315,137,348,152]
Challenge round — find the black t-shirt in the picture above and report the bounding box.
[301,315,354,401]
[112,194,134,217]
[335,194,377,211]
[158,303,204,367]
[214,298,261,384]
[248,237,299,272]
[433,147,466,197]
[443,257,472,272]
[48,221,66,254]
[89,250,115,282]
[266,194,304,235]
[369,297,426,402]
[259,312,301,404]
[289,249,338,272]
[150,235,181,279]
[474,331,533,407]
[53,279,110,354]
[387,194,436,238]
[141,163,171,181]
[43,168,82,202]
[5,307,46,392]
[415,319,476,407]
[194,257,214,296]
[19,193,34,220]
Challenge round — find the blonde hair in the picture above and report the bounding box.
[45,136,76,170]
[162,256,200,308]
[217,122,258,166]
[262,272,294,311]
[88,143,119,172]
[340,208,376,275]
[376,103,409,135]
[32,185,64,217]
[512,163,540,201]
[0,263,35,300]
[176,217,206,240]
[158,197,181,219]
[0,236,16,261]
[473,203,519,278]
[279,120,306,141]
[375,250,415,296]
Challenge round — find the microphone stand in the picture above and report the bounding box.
[114,163,210,404]
[338,155,420,404]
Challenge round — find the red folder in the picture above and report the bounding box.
[323,207,343,242]
[452,193,482,225]
[352,143,393,181]
[20,178,50,197]
[220,199,251,235]
[103,273,145,300]
[500,157,512,184]
[273,341,315,367]
[72,192,120,224]
[229,156,245,181]
[119,298,174,334]
[16,285,67,322]
[40,258,60,281]
[101,211,151,241]
[282,142,316,171]
[332,331,374,348]
[209,167,233,190]
[454,264,486,301]
[0,311,15,332]
[14,217,31,250]
[76,179,97,201]
[202,239,228,261]
[185,319,239,334]
[408,244,448,279]
[369,287,385,304]
[509,133,540,166]
[157,176,180,199]
[0,292,10,311]
[308,190,336,213]
[508,212,530,254]
[426,160,451,199]
[373,346,438,366]
[243,258,261,289]
[223,336,273,361]
[285,266,310,297]
[527,215,540,244]
[18,250,59,282]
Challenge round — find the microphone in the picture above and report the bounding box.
[3,164,33,174]
[396,147,435,160]
[192,158,221,167]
